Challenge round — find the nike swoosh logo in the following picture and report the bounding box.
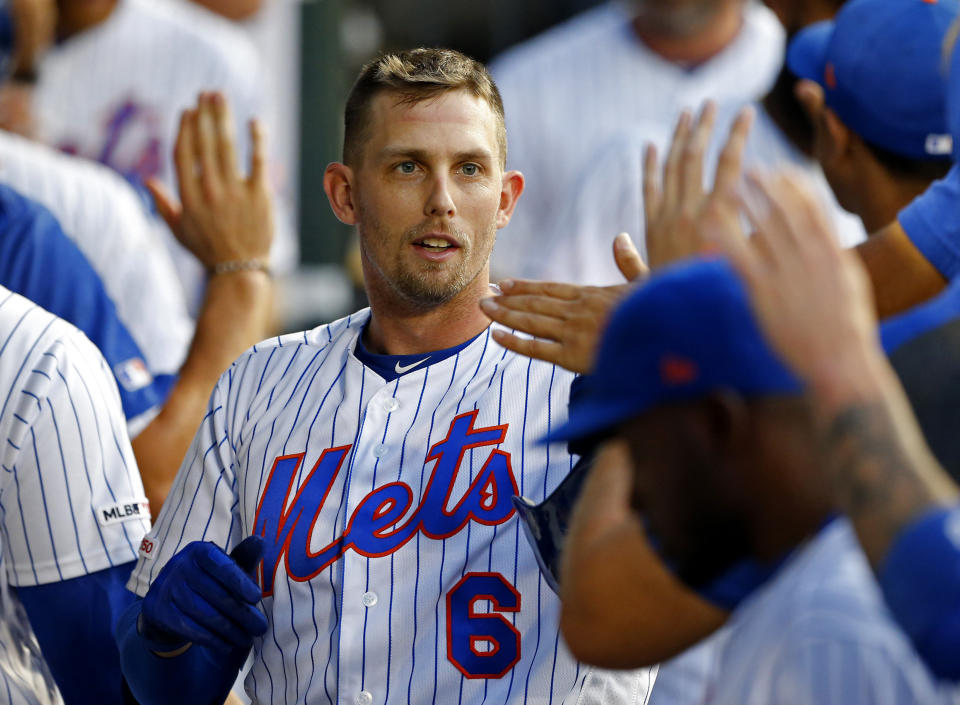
[395,358,429,374]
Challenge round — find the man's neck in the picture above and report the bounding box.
[362,278,492,356]
[631,2,743,66]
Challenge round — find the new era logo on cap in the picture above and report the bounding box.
[926,134,953,155]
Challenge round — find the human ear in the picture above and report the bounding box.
[495,170,525,229]
[821,107,851,164]
[323,162,358,226]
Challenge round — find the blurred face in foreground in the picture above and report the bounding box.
[620,400,755,589]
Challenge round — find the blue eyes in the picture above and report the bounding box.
[393,162,481,176]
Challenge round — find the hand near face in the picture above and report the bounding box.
[147,91,274,271]
[480,232,647,374]
[706,169,879,409]
[644,102,754,269]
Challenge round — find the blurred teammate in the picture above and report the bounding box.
[546,242,957,703]
[34,0,297,312]
[787,0,956,233]
[488,0,784,280]
[0,283,151,704]
[117,48,654,705]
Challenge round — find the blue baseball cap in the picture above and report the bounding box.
[787,0,958,161]
[544,258,803,444]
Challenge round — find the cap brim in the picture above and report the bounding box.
[786,20,833,84]
[540,395,647,445]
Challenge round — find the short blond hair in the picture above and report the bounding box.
[343,48,507,168]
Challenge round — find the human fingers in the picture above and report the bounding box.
[171,580,265,650]
[174,108,201,210]
[489,330,585,373]
[497,278,582,300]
[680,101,717,211]
[662,110,692,214]
[643,143,662,227]
[179,567,268,639]
[714,106,754,198]
[195,92,222,201]
[145,178,182,235]
[210,91,239,180]
[229,535,266,576]
[739,171,798,270]
[480,299,567,341]
[249,118,268,188]
[195,541,264,605]
[614,232,648,282]
[482,293,575,319]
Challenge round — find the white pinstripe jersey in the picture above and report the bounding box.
[129,310,655,705]
[529,104,868,286]
[488,1,784,281]
[34,0,298,310]
[0,286,150,704]
[703,518,960,705]
[0,129,193,379]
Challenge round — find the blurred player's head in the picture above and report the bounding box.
[787,0,956,232]
[545,259,827,591]
[324,48,523,311]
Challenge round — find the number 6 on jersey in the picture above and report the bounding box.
[446,572,522,679]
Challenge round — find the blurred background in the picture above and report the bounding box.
[245,0,605,332]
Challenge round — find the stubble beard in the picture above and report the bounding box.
[360,212,495,308]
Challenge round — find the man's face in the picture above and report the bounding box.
[350,90,510,307]
[622,403,752,589]
[632,0,728,37]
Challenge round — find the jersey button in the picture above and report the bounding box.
[382,398,399,413]
[356,691,374,705]
[373,444,387,458]
[362,591,378,607]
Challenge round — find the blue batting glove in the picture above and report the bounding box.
[140,536,268,653]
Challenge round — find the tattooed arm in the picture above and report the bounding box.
[706,170,957,564]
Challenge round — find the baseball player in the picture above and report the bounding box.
[487,0,785,282]
[117,48,653,705]
[34,0,297,313]
[545,225,958,704]
[0,284,151,704]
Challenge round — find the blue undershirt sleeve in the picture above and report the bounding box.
[898,164,960,281]
[878,505,960,681]
[15,561,139,704]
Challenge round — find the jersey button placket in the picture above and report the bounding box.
[356,691,374,705]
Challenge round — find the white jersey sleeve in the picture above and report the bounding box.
[0,288,149,586]
[0,130,193,377]
[126,356,240,589]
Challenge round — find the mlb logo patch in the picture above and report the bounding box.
[114,358,153,391]
[97,499,150,526]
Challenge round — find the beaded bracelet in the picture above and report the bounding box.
[210,259,272,277]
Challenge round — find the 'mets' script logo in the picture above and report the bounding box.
[253,411,517,595]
